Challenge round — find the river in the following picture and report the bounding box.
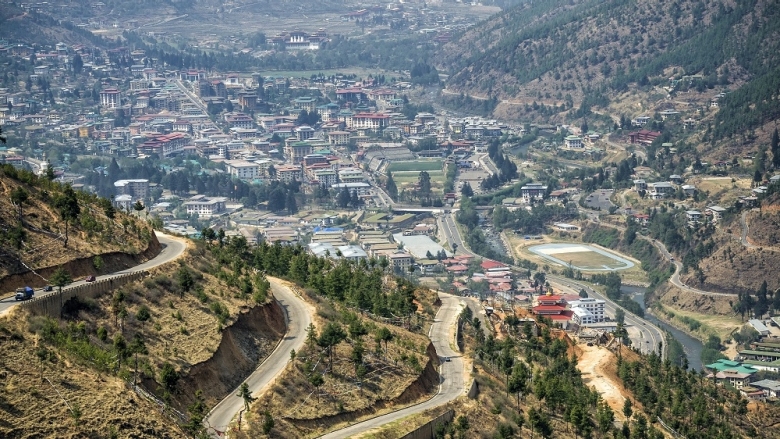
[622,286,704,371]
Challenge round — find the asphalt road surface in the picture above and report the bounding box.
[584,189,615,212]
[548,274,665,359]
[438,213,474,257]
[0,232,187,315]
[320,293,465,439]
[204,278,312,437]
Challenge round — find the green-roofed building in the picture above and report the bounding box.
[705,359,759,375]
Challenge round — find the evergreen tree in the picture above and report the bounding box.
[386,173,398,200]
[772,128,780,169]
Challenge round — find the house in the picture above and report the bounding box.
[681,184,696,197]
[631,213,650,226]
[706,205,727,222]
[628,130,661,144]
[481,259,509,272]
[669,174,683,184]
[650,182,674,198]
[184,195,227,217]
[686,210,702,225]
[520,183,547,201]
[328,130,351,146]
[751,379,780,398]
[564,135,583,148]
[276,165,303,183]
[224,160,260,179]
[114,179,149,201]
[707,369,755,389]
[633,179,647,191]
[749,319,771,336]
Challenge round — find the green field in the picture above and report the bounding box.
[387,160,444,172]
[557,251,628,270]
[391,170,445,184]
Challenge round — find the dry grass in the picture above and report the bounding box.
[241,301,436,439]
[0,314,182,438]
[0,174,152,280]
[0,240,282,437]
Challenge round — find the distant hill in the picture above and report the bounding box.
[437,0,780,142]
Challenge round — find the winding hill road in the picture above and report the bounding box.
[0,231,187,315]
[204,278,312,437]
[320,293,466,439]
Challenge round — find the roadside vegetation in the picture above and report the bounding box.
[0,164,154,281]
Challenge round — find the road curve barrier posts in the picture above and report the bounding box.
[19,271,148,318]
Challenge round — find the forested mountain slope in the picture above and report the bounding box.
[438,0,780,143]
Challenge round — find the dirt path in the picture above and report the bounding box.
[576,344,629,421]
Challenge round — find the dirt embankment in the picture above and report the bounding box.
[748,207,780,247]
[679,242,780,295]
[287,342,441,432]
[576,344,632,421]
[0,233,161,294]
[164,298,286,412]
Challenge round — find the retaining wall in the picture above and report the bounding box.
[467,378,479,399]
[399,409,454,439]
[19,271,148,317]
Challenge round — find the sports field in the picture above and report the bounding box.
[528,243,634,271]
[387,160,444,172]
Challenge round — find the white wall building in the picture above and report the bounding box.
[114,179,149,201]
[569,298,606,323]
[184,196,227,217]
[224,160,260,179]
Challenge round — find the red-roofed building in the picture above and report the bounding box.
[481,259,509,272]
[537,294,566,306]
[628,130,661,144]
[533,304,568,314]
[138,132,189,156]
[446,264,469,273]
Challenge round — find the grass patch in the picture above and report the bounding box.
[655,303,742,341]
[387,160,443,172]
[549,250,628,270]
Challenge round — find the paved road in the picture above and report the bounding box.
[320,293,466,439]
[438,213,474,257]
[442,212,666,358]
[740,210,756,248]
[205,278,312,437]
[0,232,187,315]
[647,238,734,298]
[548,275,665,359]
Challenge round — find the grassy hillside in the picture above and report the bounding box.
[0,237,284,437]
[0,165,156,287]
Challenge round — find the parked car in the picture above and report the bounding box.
[85,275,96,282]
[42,285,53,292]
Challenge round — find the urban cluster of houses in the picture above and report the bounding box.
[530,292,609,330]
[705,318,780,401]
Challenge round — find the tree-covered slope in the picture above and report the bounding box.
[438,0,780,140]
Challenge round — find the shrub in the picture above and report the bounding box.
[154,274,172,290]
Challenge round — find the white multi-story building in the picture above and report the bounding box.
[520,183,547,201]
[184,195,227,217]
[277,165,303,183]
[338,168,364,184]
[569,298,606,323]
[114,179,149,201]
[224,160,260,179]
[571,307,596,325]
[100,88,121,109]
